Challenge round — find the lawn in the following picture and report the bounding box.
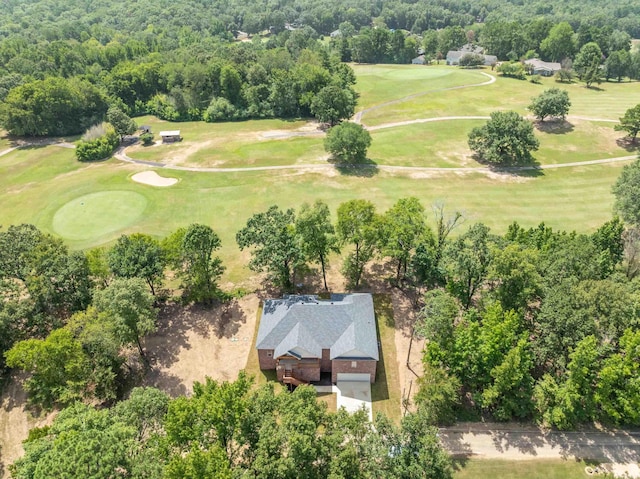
[0,64,635,285]
[453,459,593,479]
[243,303,279,387]
[0,143,628,284]
[361,69,640,126]
[368,119,635,168]
[372,295,402,423]
[352,65,489,111]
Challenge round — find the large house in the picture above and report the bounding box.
[256,293,379,385]
[524,58,562,76]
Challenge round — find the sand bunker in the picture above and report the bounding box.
[132,171,178,187]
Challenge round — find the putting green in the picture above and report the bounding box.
[52,191,148,241]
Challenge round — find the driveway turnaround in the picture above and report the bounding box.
[314,381,373,421]
[335,380,373,421]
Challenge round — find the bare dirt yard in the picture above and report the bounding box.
[143,294,260,397]
[0,375,56,478]
[0,296,259,477]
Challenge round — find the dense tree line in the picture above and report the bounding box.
[1,0,639,42]
[2,0,640,137]
[412,173,640,427]
[0,36,359,135]
[10,375,452,479]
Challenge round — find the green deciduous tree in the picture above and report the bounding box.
[496,61,526,79]
[106,105,137,140]
[75,122,120,162]
[573,42,603,79]
[93,278,157,360]
[595,329,640,425]
[481,337,534,420]
[108,233,165,295]
[415,363,461,425]
[615,104,640,142]
[612,158,640,225]
[11,392,168,479]
[236,206,304,290]
[0,224,91,322]
[379,197,431,282]
[605,50,631,82]
[0,77,108,136]
[178,224,225,303]
[418,289,459,345]
[295,200,340,291]
[442,223,493,308]
[540,22,576,62]
[458,53,484,68]
[165,372,252,461]
[468,111,539,166]
[336,199,379,289]
[324,121,372,163]
[310,84,357,126]
[5,328,90,407]
[528,88,571,122]
[487,244,541,311]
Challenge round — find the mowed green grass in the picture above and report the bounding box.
[0,143,627,284]
[361,67,640,126]
[353,64,489,111]
[368,119,635,167]
[52,191,148,242]
[453,459,592,479]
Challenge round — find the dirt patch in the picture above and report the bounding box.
[390,288,425,415]
[0,374,57,478]
[143,295,259,397]
[131,171,178,187]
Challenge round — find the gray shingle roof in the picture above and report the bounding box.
[524,58,561,71]
[256,293,378,360]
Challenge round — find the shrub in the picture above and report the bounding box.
[529,74,542,84]
[146,94,180,121]
[75,122,119,162]
[140,132,154,146]
[458,53,485,68]
[203,97,237,122]
[496,61,526,79]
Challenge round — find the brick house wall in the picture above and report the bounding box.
[321,349,331,372]
[277,365,321,382]
[331,359,377,383]
[258,349,276,369]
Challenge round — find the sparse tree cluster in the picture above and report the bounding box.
[237,197,447,291]
[1,223,225,408]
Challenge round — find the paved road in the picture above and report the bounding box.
[439,423,640,464]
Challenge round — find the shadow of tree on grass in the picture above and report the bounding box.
[535,120,575,135]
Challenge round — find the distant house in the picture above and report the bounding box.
[412,54,427,65]
[330,29,341,38]
[524,58,562,76]
[139,125,151,134]
[256,294,379,385]
[447,50,497,66]
[159,130,181,143]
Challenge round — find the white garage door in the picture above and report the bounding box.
[336,373,370,382]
